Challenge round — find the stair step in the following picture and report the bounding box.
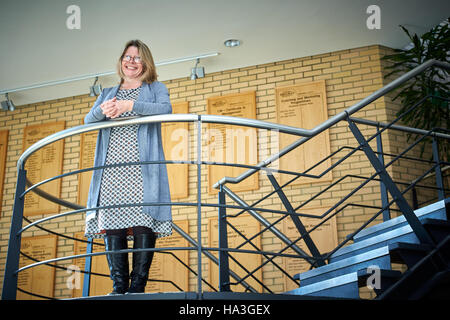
[330,224,420,263]
[389,242,434,268]
[298,246,392,286]
[352,199,448,242]
[286,269,402,299]
[286,272,360,299]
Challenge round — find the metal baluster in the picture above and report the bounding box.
[2,169,27,300]
[218,186,231,292]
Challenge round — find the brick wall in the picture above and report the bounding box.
[0,44,435,299]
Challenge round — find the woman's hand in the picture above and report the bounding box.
[100,97,118,118]
[112,100,134,118]
[100,98,134,118]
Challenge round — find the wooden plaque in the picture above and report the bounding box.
[22,121,65,216]
[207,92,259,194]
[72,232,110,297]
[276,81,332,185]
[77,130,98,206]
[162,102,189,199]
[281,207,338,292]
[0,130,8,213]
[17,235,58,300]
[208,214,262,292]
[146,219,190,293]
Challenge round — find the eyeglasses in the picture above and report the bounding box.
[123,55,142,63]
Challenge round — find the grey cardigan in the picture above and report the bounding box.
[84,81,172,224]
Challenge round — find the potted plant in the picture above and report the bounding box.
[382,17,449,159]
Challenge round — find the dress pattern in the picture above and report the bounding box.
[85,86,172,240]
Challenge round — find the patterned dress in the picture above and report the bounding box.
[85,86,172,240]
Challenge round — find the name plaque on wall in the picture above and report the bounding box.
[281,207,338,292]
[276,81,332,185]
[208,214,262,292]
[207,92,258,194]
[22,121,65,216]
[0,130,8,213]
[17,235,57,300]
[162,102,189,199]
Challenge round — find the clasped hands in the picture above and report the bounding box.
[100,97,134,119]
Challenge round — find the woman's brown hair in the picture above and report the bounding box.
[117,39,158,84]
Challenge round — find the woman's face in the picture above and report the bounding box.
[121,46,143,80]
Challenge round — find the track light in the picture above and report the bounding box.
[89,76,102,96]
[190,58,205,80]
[1,93,15,111]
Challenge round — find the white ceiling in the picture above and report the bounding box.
[1,0,449,106]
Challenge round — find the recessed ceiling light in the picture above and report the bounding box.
[224,39,241,47]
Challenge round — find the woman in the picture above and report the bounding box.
[84,39,172,295]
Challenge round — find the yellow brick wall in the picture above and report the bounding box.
[0,44,437,299]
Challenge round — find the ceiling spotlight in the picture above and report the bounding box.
[89,76,102,96]
[224,39,241,48]
[1,93,15,111]
[190,58,205,80]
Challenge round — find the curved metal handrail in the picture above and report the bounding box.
[17,113,310,171]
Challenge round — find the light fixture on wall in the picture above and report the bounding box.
[1,93,15,111]
[190,58,205,80]
[89,76,102,96]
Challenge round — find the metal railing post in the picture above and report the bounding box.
[82,238,94,297]
[266,172,325,267]
[347,118,435,246]
[196,116,203,298]
[218,186,231,292]
[376,126,391,221]
[432,137,445,201]
[2,168,27,300]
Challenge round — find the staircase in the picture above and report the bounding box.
[285,199,450,299]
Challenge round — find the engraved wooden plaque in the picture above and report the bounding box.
[146,219,190,293]
[281,207,338,292]
[0,130,8,213]
[72,232,112,297]
[208,214,262,292]
[77,130,98,206]
[276,81,332,185]
[162,102,189,199]
[22,121,65,216]
[207,92,258,194]
[17,235,57,300]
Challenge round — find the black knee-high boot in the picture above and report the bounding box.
[105,235,129,294]
[128,232,156,293]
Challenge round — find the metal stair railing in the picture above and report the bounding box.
[213,59,450,291]
[2,59,449,299]
[215,95,450,291]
